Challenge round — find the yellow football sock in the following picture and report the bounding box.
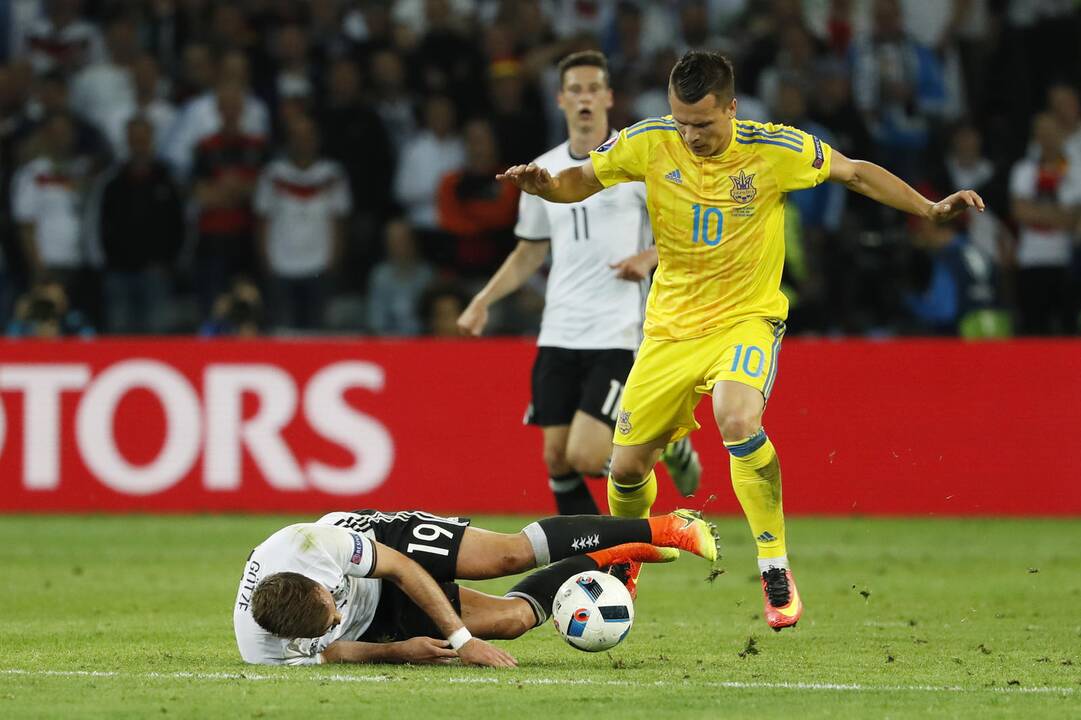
[725,428,786,559]
[607,469,657,518]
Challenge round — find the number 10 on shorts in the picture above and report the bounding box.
[730,343,765,378]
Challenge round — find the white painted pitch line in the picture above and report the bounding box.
[0,668,1074,696]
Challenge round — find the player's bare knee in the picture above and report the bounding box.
[716,410,761,442]
[509,600,537,638]
[543,445,572,476]
[483,601,535,639]
[566,447,606,477]
[608,461,648,486]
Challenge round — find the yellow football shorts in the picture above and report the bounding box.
[613,318,786,446]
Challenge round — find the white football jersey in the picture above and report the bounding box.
[253,158,352,277]
[515,135,652,351]
[233,514,381,666]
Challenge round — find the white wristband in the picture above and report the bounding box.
[447,627,472,650]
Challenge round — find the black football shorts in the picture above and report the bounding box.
[525,347,635,429]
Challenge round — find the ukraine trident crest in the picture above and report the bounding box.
[729,169,757,204]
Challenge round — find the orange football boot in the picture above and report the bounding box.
[648,509,719,562]
[762,567,803,631]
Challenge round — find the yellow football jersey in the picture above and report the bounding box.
[590,117,833,340]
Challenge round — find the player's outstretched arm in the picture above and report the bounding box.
[497,161,604,204]
[371,543,518,668]
[321,636,458,664]
[829,150,985,222]
[458,239,550,336]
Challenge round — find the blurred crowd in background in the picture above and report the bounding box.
[1,0,1080,339]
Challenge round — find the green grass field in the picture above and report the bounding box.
[2,515,1079,719]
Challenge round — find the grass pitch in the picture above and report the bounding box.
[1,515,1078,719]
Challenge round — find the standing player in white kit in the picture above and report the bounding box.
[458,52,701,523]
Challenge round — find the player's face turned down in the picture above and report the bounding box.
[313,584,343,636]
[557,66,613,134]
[668,89,737,157]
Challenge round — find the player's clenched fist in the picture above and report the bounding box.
[497,163,556,196]
[456,299,489,336]
[457,638,518,668]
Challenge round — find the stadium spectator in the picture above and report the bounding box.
[604,1,646,83]
[807,58,872,161]
[206,4,258,58]
[69,13,139,138]
[136,0,206,80]
[19,0,105,75]
[191,81,269,318]
[99,54,176,160]
[163,50,270,178]
[6,279,92,338]
[96,116,183,334]
[368,49,417,152]
[407,0,487,111]
[348,0,396,70]
[737,0,808,94]
[254,114,351,331]
[16,69,111,170]
[849,0,956,179]
[421,281,470,338]
[756,26,820,112]
[630,47,681,120]
[0,63,29,311]
[11,112,91,292]
[366,218,435,336]
[548,0,616,40]
[436,118,519,276]
[391,0,474,36]
[935,122,1010,264]
[480,1,558,65]
[200,277,264,338]
[319,58,395,228]
[903,215,999,335]
[1002,0,1081,137]
[394,94,464,232]
[487,59,547,166]
[1008,113,1081,335]
[262,23,321,134]
[820,0,855,55]
[307,0,356,69]
[173,42,216,105]
[673,0,731,55]
[1047,83,1081,165]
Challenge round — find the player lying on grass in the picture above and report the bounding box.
[234,509,716,667]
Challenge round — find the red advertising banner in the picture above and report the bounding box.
[0,338,1078,515]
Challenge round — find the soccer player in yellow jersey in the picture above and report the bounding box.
[499,51,985,631]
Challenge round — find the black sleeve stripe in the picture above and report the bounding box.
[366,540,379,578]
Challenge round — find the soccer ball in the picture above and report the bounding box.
[551,570,634,652]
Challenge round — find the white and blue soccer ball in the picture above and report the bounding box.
[551,570,634,652]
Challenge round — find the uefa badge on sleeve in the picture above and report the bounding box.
[350,534,365,565]
[595,136,618,153]
[617,410,633,436]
